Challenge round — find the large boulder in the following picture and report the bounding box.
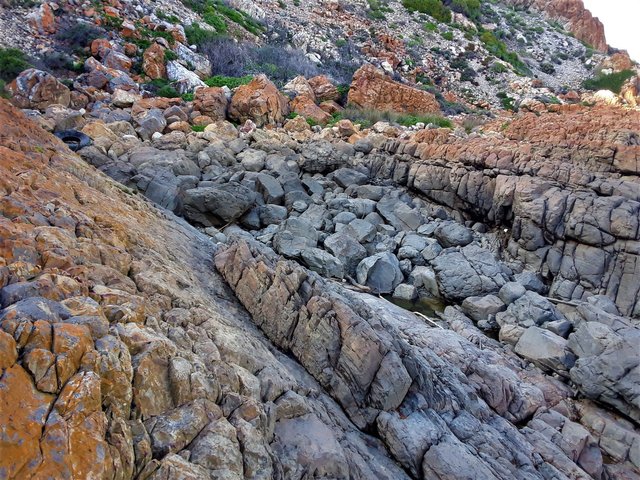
[431,245,509,301]
[228,75,290,127]
[324,232,367,276]
[290,95,332,125]
[174,42,211,78]
[356,252,404,294]
[182,183,256,226]
[273,218,318,258]
[143,43,167,79]
[193,87,228,120]
[348,64,440,115]
[7,69,70,110]
[167,61,206,94]
[514,326,576,374]
[308,75,341,102]
[132,108,167,141]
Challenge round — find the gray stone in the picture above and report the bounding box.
[356,252,404,294]
[432,245,509,302]
[343,219,376,243]
[434,221,474,248]
[324,232,367,276]
[420,239,443,262]
[356,185,384,201]
[331,168,369,188]
[333,211,357,224]
[368,351,412,410]
[255,173,284,205]
[377,195,423,231]
[461,295,505,322]
[133,108,166,141]
[393,283,418,301]
[301,248,345,279]
[182,182,256,226]
[514,326,576,374]
[238,149,267,172]
[273,218,318,258]
[499,282,527,305]
[515,271,547,294]
[509,291,563,327]
[408,266,439,297]
[256,205,287,226]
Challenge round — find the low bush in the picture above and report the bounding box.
[480,30,529,76]
[0,47,30,81]
[402,0,451,23]
[55,23,104,51]
[205,74,253,88]
[582,69,635,94]
[164,50,179,62]
[451,0,481,20]
[0,79,10,98]
[184,23,220,46]
[200,37,321,86]
[157,84,180,98]
[329,105,453,129]
[191,125,206,132]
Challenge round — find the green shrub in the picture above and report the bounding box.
[55,23,104,51]
[205,74,253,88]
[185,23,220,46]
[165,50,179,62]
[497,91,516,111]
[157,84,180,98]
[582,69,635,94]
[451,0,481,20]
[539,62,555,74]
[0,79,10,99]
[480,30,529,75]
[367,0,393,19]
[329,105,452,129]
[156,10,180,23]
[441,31,454,40]
[402,0,451,23]
[490,62,508,73]
[191,125,206,132]
[335,39,347,48]
[0,47,30,81]
[182,92,195,101]
[423,22,438,32]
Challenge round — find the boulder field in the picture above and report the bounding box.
[1,94,639,480]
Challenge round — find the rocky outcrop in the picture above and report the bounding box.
[7,69,70,110]
[348,64,440,115]
[216,238,640,479]
[370,106,640,318]
[228,74,290,127]
[143,43,167,80]
[505,0,607,51]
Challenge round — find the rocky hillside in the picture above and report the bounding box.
[1,92,640,478]
[0,0,637,110]
[0,0,640,479]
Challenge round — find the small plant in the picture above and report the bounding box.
[335,39,347,48]
[582,69,635,94]
[278,0,286,7]
[185,23,220,46]
[55,23,104,52]
[0,47,30,81]
[182,92,195,101]
[191,125,206,132]
[157,84,180,98]
[0,79,10,99]
[441,31,453,41]
[156,9,180,23]
[402,0,451,23]
[539,62,555,74]
[293,0,300,5]
[480,30,529,76]
[165,50,179,62]
[423,22,438,32]
[497,91,516,111]
[490,62,508,73]
[205,74,253,88]
[287,112,299,119]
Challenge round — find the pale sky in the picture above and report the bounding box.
[582,0,640,61]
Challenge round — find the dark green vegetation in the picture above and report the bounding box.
[205,75,253,89]
[583,70,636,94]
[328,105,453,129]
[55,23,104,53]
[184,23,220,46]
[479,30,529,76]
[402,0,451,23]
[181,0,264,36]
[0,47,30,81]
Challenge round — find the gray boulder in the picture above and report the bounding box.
[324,232,367,276]
[133,108,166,140]
[239,149,267,172]
[431,245,509,301]
[514,326,576,374]
[273,218,318,258]
[377,195,423,231]
[461,294,505,322]
[182,182,255,226]
[301,248,344,279]
[434,221,474,248]
[356,252,404,294]
[331,168,369,188]
[255,173,284,205]
[343,219,376,243]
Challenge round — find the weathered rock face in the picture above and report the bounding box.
[370,106,640,317]
[348,64,440,115]
[215,238,640,479]
[228,74,290,127]
[143,43,167,80]
[0,98,416,480]
[504,0,607,51]
[290,94,332,125]
[193,87,228,120]
[7,69,70,110]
